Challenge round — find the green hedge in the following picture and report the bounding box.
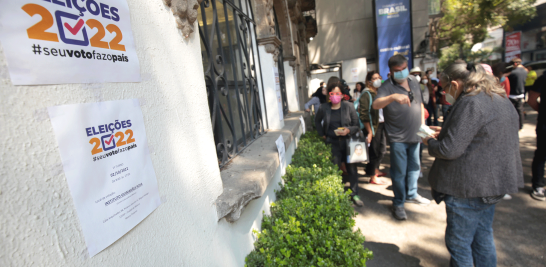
[245,131,373,267]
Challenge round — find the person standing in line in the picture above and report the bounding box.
[507,58,527,129]
[315,83,364,207]
[525,66,537,100]
[528,72,546,201]
[353,82,365,102]
[373,54,430,220]
[410,67,422,82]
[492,62,510,97]
[423,61,522,266]
[418,74,431,178]
[439,82,452,119]
[359,71,387,185]
[305,84,327,114]
[424,76,439,126]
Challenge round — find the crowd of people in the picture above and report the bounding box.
[305,54,544,266]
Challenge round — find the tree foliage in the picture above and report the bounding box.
[437,0,536,67]
[439,0,536,46]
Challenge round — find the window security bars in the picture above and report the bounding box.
[198,0,265,167]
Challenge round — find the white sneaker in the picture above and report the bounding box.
[406,194,431,206]
[503,194,512,200]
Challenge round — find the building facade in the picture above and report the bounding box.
[1,0,316,266]
[307,0,437,92]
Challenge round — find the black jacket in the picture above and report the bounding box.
[315,101,360,138]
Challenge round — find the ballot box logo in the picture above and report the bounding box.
[20,2,127,51]
[86,120,135,156]
[101,133,116,151]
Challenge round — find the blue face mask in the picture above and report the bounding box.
[500,76,506,83]
[393,68,409,82]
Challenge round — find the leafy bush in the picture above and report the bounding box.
[245,131,373,267]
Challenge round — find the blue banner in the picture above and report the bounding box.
[375,0,413,79]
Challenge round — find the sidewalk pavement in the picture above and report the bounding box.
[352,106,546,267]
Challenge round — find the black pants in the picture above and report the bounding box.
[366,123,387,174]
[532,124,546,189]
[426,103,439,126]
[509,98,524,129]
[328,137,358,196]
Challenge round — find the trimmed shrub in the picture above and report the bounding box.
[245,131,373,267]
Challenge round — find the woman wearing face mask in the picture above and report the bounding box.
[353,82,365,101]
[423,76,439,126]
[305,84,327,113]
[423,61,522,266]
[359,71,388,184]
[315,82,364,206]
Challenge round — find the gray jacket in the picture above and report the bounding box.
[315,101,360,138]
[427,91,523,198]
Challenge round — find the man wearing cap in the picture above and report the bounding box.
[410,67,422,83]
[508,58,527,129]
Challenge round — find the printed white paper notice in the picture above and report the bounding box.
[0,0,141,85]
[48,99,160,257]
[351,68,359,82]
[273,67,284,120]
[275,135,286,175]
[299,116,306,134]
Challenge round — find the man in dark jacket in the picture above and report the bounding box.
[507,58,527,129]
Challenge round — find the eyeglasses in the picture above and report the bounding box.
[329,92,342,96]
[408,91,414,102]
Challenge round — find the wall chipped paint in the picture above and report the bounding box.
[0,0,282,266]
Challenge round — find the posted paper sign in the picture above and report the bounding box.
[351,68,359,82]
[275,135,286,175]
[273,67,284,120]
[0,0,141,85]
[299,116,306,134]
[48,99,160,257]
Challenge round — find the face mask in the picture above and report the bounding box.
[422,79,428,85]
[415,75,421,82]
[323,85,326,88]
[500,76,506,83]
[393,68,409,83]
[445,84,457,105]
[372,79,382,88]
[330,95,342,104]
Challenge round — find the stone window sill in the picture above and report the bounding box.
[215,112,305,222]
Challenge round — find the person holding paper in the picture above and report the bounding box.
[358,71,387,185]
[315,82,363,207]
[372,54,430,221]
[422,61,523,266]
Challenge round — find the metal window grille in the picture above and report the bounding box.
[198,0,265,167]
[273,7,289,116]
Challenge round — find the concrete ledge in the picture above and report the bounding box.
[215,112,305,222]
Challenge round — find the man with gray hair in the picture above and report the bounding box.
[373,54,430,220]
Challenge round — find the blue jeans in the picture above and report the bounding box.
[445,195,497,267]
[390,142,420,206]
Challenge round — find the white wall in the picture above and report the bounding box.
[309,71,339,97]
[259,46,284,130]
[342,57,368,89]
[0,1,283,266]
[283,62,300,112]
